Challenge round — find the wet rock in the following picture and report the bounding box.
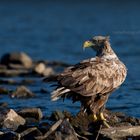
[0,87,9,94]
[18,108,43,121]
[38,122,51,134]
[11,86,35,99]
[0,132,20,140]
[42,67,55,76]
[54,119,78,140]
[2,109,25,131]
[0,102,8,108]
[21,79,36,85]
[36,119,78,140]
[49,110,65,121]
[20,127,42,140]
[99,126,140,140]
[9,63,28,69]
[0,52,33,69]
[0,64,7,69]
[0,79,18,85]
[36,119,63,140]
[33,62,55,76]
[34,63,46,74]
[0,69,29,77]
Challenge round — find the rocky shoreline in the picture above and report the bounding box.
[0,52,140,140]
[0,107,140,140]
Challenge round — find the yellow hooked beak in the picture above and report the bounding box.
[83,41,94,49]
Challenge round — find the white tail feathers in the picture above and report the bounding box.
[51,87,70,101]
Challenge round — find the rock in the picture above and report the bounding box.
[21,79,36,85]
[54,119,78,140]
[42,67,55,76]
[0,87,9,94]
[33,62,55,76]
[35,119,63,140]
[9,64,28,69]
[99,126,140,140]
[0,79,18,85]
[0,102,8,108]
[49,110,65,121]
[2,109,26,131]
[0,64,7,70]
[36,119,78,140]
[18,108,43,121]
[11,86,35,99]
[0,132,20,140]
[38,122,51,134]
[34,63,46,74]
[0,69,29,77]
[0,52,33,69]
[20,127,42,140]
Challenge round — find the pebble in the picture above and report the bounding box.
[10,86,35,99]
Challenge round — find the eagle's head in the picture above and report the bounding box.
[83,36,114,57]
[83,36,110,51]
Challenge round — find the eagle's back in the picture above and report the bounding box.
[51,57,127,101]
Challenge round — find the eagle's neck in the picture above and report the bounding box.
[96,41,118,60]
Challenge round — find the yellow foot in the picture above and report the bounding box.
[99,112,110,128]
[93,114,98,122]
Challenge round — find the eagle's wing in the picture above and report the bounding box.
[57,57,126,97]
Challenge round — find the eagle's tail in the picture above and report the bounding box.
[51,87,70,101]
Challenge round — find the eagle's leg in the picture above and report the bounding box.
[98,94,110,128]
[93,114,98,122]
[99,112,110,128]
[91,94,110,128]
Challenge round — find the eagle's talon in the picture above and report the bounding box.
[93,114,98,122]
[99,112,110,128]
[99,112,106,121]
[103,120,110,128]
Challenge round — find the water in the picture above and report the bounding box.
[0,0,140,117]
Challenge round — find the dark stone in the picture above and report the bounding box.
[0,132,20,140]
[0,52,33,69]
[36,119,78,140]
[38,122,51,134]
[0,79,18,85]
[0,69,29,77]
[2,109,25,131]
[24,117,40,125]
[49,110,65,121]
[0,102,8,108]
[10,86,35,99]
[99,126,140,140]
[0,87,9,94]
[21,79,36,85]
[18,108,43,121]
[54,119,78,140]
[20,127,42,140]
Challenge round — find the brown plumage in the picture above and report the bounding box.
[50,36,127,123]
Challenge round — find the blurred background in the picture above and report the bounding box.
[0,0,140,117]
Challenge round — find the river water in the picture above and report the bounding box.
[0,0,140,118]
